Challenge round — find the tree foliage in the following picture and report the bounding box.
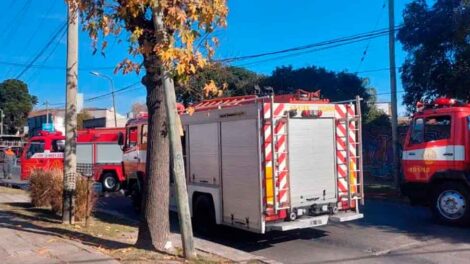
[77,110,92,130]
[261,66,372,114]
[131,102,148,116]
[176,63,263,104]
[72,0,227,77]
[398,0,470,111]
[0,79,37,134]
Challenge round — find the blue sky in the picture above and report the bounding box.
[0,0,410,115]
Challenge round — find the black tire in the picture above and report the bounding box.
[130,181,142,213]
[432,182,470,226]
[193,195,216,235]
[101,172,120,192]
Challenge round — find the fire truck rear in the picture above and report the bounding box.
[21,128,125,192]
[402,98,470,225]
[122,90,364,233]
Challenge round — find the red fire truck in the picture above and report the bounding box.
[21,128,125,192]
[401,98,470,225]
[121,90,365,233]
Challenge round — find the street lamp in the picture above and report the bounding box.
[90,71,118,127]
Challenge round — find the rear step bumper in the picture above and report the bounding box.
[266,212,363,232]
[266,215,329,231]
[329,211,364,222]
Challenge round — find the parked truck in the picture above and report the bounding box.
[402,98,470,225]
[21,128,125,192]
[121,90,365,233]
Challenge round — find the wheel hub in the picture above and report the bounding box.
[104,177,116,189]
[437,190,466,220]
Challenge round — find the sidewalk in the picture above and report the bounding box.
[0,190,118,264]
[0,187,279,263]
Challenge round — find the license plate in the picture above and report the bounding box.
[310,219,324,226]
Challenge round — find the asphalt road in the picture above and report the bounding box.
[5,168,469,264]
[97,194,470,264]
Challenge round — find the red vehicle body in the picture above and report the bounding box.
[401,98,470,225]
[21,128,126,192]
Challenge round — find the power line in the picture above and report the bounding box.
[15,22,67,79]
[27,29,67,82]
[356,0,387,72]
[220,26,402,64]
[0,0,32,46]
[235,34,391,68]
[85,82,142,102]
[46,82,143,107]
[0,60,115,71]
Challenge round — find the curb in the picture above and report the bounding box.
[95,208,282,264]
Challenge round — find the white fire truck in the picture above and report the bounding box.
[121,90,364,233]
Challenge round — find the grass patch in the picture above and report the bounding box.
[0,201,229,263]
[0,186,28,195]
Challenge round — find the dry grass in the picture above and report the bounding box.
[29,169,96,221]
[0,186,27,195]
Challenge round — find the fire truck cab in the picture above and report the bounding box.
[122,91,365,234]
[21,128,125,192]
[402,98,470,225]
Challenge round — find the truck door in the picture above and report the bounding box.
[403,115,454,182]
[21,140,46,180]
[288,118,337,208]
[122,126,140,174]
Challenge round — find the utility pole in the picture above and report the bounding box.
[388,0,400,189]
[63,1,78,225]
[90,71,118,127]
[44,100,50,124]
[152,5,196,259]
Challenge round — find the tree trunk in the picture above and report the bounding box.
[136,55,171,252]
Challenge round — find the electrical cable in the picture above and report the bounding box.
[15,22,67,79]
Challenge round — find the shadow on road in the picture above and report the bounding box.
[95,193,470,254]
[349,199,470,245]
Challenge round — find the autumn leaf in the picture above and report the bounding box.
[186,106,195,116]
[203,80,218,98]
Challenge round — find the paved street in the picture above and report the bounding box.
[98,194,470,264]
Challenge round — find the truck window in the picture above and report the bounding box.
[467,116,470,130]
[141,125,148,144]
[127,127,138,147]
[27,140,45,158]
[52,140,65,152]
[424,115,451,142]
[410,118,424,144]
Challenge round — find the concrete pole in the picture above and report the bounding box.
[388,0,400,189]
[152,4,196,259]
[63,2,78,225]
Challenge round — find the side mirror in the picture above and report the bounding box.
[117,132,124,147]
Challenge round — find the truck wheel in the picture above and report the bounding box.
[193,195,216,234]
[432,182,470,226]
[130,182,142,213]
[101,172,120,192]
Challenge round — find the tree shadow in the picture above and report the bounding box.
[0,204,132,251]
